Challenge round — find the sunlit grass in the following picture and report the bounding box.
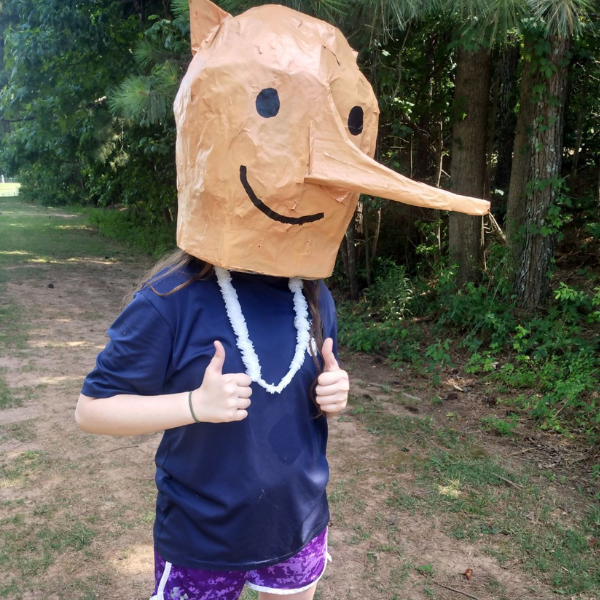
[0,197,143,281]
[345,393,600,596]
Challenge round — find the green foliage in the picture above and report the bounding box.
[87,206,176,258]
[366,259,414,318]
[338,258,420,362]
[480,414,519,436]
[0,0,140,204]
[108,10,191,126]
[339,245,600,443]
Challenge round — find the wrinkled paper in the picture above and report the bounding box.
[174,0,490,278]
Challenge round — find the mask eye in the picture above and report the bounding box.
[256,88,280,118]
[348,106,363,135]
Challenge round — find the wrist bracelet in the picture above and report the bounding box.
[188,390,201,423]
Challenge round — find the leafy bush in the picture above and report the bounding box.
[87,207,176,258]
[337,252,600,443]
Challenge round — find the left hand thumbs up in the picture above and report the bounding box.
[316,338,349,415]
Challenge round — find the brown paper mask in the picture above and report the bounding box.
[175,0,491,279]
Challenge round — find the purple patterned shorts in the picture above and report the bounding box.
[150,528,330,599]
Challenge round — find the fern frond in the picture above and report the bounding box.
[171,0,190,19]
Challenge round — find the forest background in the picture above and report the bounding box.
[0,0,599,455]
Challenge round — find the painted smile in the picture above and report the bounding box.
[240,166,324,225]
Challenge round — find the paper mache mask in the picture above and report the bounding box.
[174,0,491,279]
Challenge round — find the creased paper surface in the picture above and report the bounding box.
[175,1,490,279]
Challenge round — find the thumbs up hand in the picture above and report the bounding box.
[190,341,253,423]
[315,338,349,415]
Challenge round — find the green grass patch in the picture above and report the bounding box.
[0,450,48,483]
[0,197,140,281]
[0,300,28,349]
[0,374,20,410]
[349,399,600,596]
[0,420,36,443]
[0,511,97,591]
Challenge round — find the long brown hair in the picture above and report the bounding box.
[123,249,213,307]
[127,249,325,411]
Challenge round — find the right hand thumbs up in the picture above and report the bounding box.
[206,339,226,374]
[190,341,253,423]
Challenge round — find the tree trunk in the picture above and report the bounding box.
[493,41,520,195]
[485,57,500,200]
[569,105,585,187]
[370,206,382,272]
[412,34,437,182]
[514,35,571,307]
[345,215,359,300]
[506,36,535,271]
[597,155,600,208]
[448,46,492,287]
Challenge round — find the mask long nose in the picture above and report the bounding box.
[305,118,490,216]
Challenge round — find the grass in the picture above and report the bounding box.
[0,512,98,594]
[0,374,20,410]
[1,195,599,598]
[0,448,144,598]
[86,207,176,258]
[0,197,140,598]
[0,301,27,350]
[0,449,48,484]
[0,197,148,285]
[0,421,35,443]
[345,392,600,596]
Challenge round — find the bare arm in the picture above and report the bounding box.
[75,341,252,436]
[75,391,195,436]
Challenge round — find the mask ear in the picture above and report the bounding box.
[189,0,231,55]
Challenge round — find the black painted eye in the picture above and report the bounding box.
[348,106,363,135]
[256,88,280,118]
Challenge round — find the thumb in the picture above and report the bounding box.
[322,338,339,372]
[207,340,226,374]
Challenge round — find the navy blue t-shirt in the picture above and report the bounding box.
[82,267,336,570]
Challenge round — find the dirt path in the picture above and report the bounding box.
[0,199,596,599]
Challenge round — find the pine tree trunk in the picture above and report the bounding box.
[448,46,492,287]
[493,41,520,195]
[597,155,600,207]
[506,36,535,271]
[569,105,585,187]
[486,52,501,199]
[514,35,571,307]
[345,215,359,300]
[412,34,436,182]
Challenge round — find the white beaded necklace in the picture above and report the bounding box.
[215,267,312,394]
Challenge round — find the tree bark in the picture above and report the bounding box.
[597,155,600,208]
[412,34,437,182]
[506,36,535,271]
[569,104,585,187]
[493,41,520,195]
[448,46,492,287]
[345,215,359,301]
[514,35,571,307]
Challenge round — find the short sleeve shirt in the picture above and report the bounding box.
[82,268,336,570]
